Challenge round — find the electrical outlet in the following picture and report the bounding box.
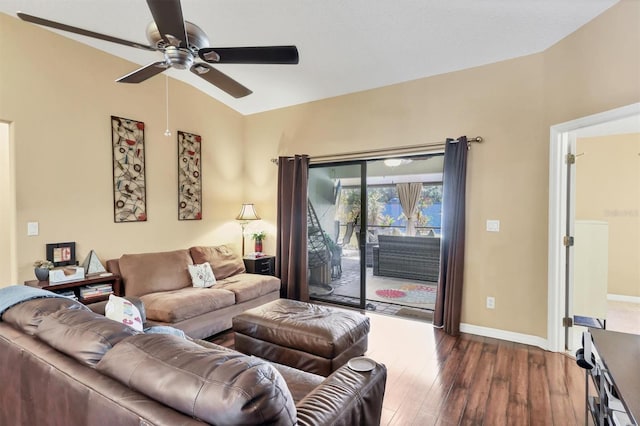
[486,296,495,309]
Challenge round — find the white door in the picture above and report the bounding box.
[570,220,608,351]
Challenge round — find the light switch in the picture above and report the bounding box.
[486,220,500,232]
[27,221,39,236]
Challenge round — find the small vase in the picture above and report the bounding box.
[34,268,50,281]
[254,240,263,253]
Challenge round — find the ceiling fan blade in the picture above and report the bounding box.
[190,63,252,98]
[198,46,299,64]
[146,0,188,47]
[116,61,169,83]
[17,12,156,51]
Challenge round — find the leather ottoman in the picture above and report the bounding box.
[232,299,370,376]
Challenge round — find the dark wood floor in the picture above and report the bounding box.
[365,312,588,425]
[209,312,588,425]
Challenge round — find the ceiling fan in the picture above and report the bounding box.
[17,0,299,98]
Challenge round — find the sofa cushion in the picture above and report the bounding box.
[217,273,281,303]
[119,249,193,296]
[97,334,297,425]
[35,309,139,367]
[1,297,88,335]
[190,245,245,280]
[139,287,236,323]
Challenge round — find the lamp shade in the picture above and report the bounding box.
[236,203,260,222]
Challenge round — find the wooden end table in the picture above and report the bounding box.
[24,273,122,305]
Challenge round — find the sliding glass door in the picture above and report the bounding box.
[308,162,366,309]
[308,155,444,318]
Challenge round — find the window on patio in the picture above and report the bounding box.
[336,182,442,248]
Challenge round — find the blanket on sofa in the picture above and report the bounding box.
[0,285,67,316]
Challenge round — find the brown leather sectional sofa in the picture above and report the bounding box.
[0,296,387,425]
[106,245,281,339]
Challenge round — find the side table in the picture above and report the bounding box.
[24,274,122,305]
[243,255,275,276]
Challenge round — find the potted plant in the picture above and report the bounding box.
[33,260,54,281]
[251,231,266,253]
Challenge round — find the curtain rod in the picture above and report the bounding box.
[270,136,482,164]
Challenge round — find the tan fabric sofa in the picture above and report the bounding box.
[106,245,280,339]
[0,296,387,425]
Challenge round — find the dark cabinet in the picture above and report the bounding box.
[243,256,275,276]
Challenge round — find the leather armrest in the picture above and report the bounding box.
[296,362,387,426]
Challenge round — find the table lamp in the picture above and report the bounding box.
[236,203,260,255]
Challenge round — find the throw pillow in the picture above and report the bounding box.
[105,294,144,332]
[188,262,217,288]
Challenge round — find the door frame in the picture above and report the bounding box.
[0,121,17,285]
[547,102,640,352]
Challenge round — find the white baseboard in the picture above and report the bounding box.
[607,294,640,304]
[460,323,549,351]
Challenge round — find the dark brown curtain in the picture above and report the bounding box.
[434,137,468,335]
[276,155,310,301]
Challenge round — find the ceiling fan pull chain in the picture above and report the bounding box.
[164,75,172,137]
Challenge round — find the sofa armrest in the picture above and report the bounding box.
[296,362,387,426]
[105,258,121,276]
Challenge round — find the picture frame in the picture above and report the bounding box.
[177,130,202,220]
[46,242,76,267]
[111,115,147,223]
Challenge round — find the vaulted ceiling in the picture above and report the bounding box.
[0,0,619,115]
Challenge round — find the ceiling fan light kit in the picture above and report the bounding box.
[16,0,299,98]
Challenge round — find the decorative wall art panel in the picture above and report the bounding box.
[177,131,202,220]
[111,116,147,222]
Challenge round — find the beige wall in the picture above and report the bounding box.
[0,13,246,285]
[244,0,640,339]
[576,133,640,297]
